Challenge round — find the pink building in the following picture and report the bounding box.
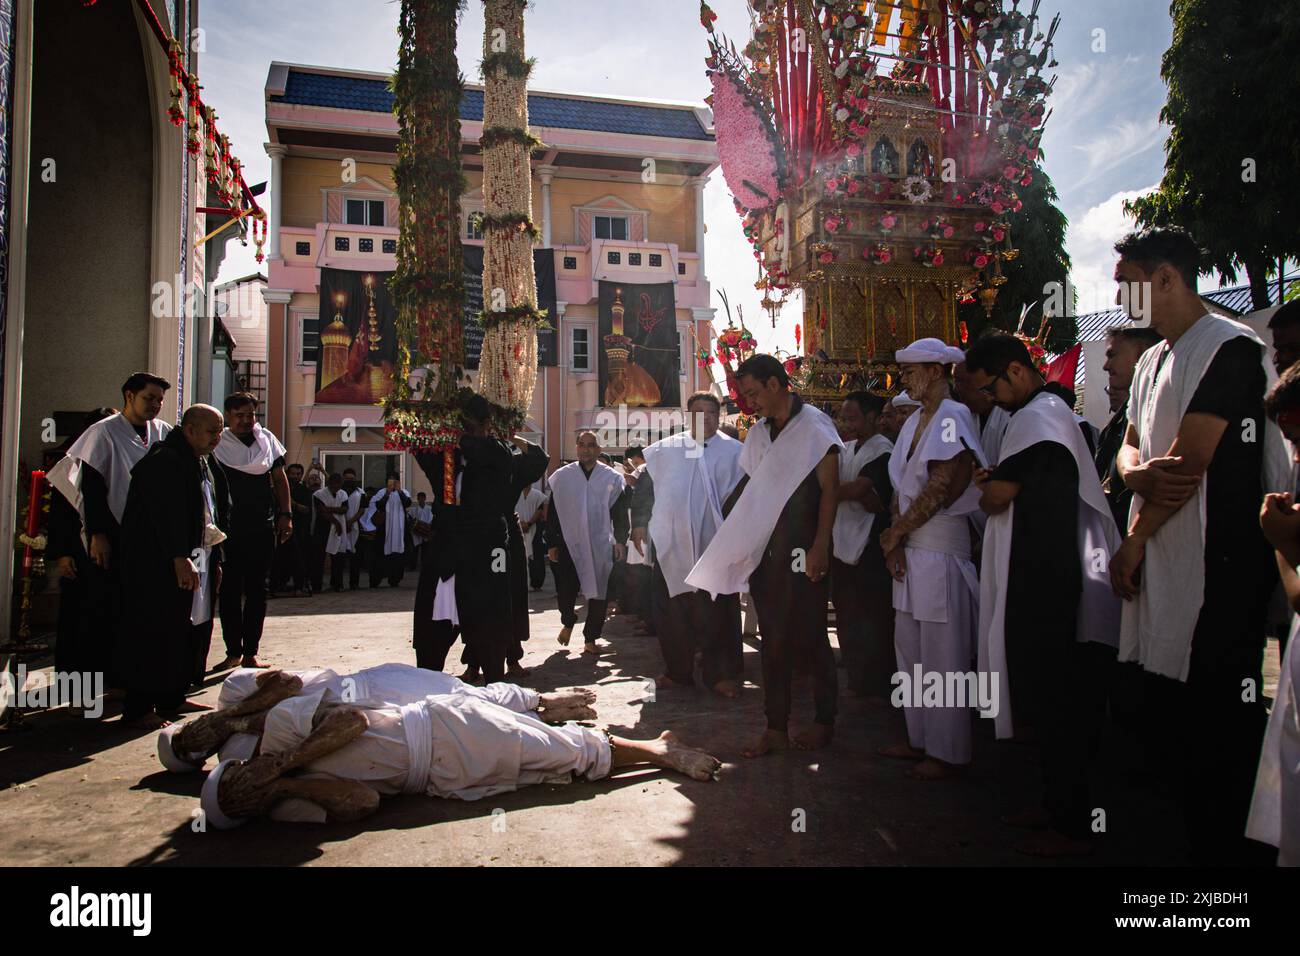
[261,62,720,491]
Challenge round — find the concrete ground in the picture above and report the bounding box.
[0,571,1279,867]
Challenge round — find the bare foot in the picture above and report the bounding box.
[209,657,241,674]
[557,625,573,647]
[583,641,600,655]
[126,713,171,730]
[240,657,267,669]
[711,679,741,699]
[742,728,789,758]
[1000,806,1054,830]
[538,688,598,711]
[539,703,597,724]
[1013,830,1094,858]
[877,742,926,760]
[506,662,531,679]
[650,731,722,781]
[905,758,964,780]
[792,723,833,750]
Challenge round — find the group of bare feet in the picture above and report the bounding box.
[123,654,267,730]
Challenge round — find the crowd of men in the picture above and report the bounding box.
[37,225,1297,865]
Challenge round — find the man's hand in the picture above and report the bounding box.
[56,556,77,580]
[613,542,626,562]
[90,533,111,569]
[547,547,559,563]
[879,526,901,555]
[333,518,346,536]
[972,466,993,487]
[885,545,907,582]
[630,527,647,556]
[1123,456,1200,507]
[1110,536,1145,600]
[174,557,200,591]
[1260,493,1300,550]
[806,542,830,582]
[276,514,293,545]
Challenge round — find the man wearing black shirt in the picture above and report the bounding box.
[1110,228,1285,864]
[273,463,313,596]
[211,393,292,671]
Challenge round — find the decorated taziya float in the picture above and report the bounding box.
[701,0,1058,402]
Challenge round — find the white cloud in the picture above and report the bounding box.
[1071,117,1164,187]
[1067,184,1158,314]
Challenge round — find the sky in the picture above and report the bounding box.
[201,0,1189,361]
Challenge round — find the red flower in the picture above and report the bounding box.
[846,180,861,195]
[932,252,945,266]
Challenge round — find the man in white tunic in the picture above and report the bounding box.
[545,432,628,653]
[877,339,984,780]
[166,668,722,827]
[46,371,172,688]
[518,483,548,589]
[632,391,745,696]
[966,332,1122,856]
[1109,228,1289,864]
[687,355,842,755]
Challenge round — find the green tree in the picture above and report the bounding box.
[1125,0,1300,310]
[959,166,1075,352]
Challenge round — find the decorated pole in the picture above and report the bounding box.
[476,0,544,414]
[385,0,470,499]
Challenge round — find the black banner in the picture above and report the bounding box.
[314,269,400,405]
[462,247,558,369]
[597,281,679,408]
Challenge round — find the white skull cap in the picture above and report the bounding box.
[895,337,966,365]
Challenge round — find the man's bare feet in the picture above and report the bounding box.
[583,641,600,655]
[210,657,241,674]
[877,742,926,760]
[741,728,789,758]
[1013,831,1094,858]
[711,679,741,699]
[648,731,722,781]
[793,723,833,750]
[538,703,597,724]
[506,662,530,679]
[557,625,573,647]
[1000,806,1054,830]
[240,657,267,669]
[538,688,598,712]
[905,757,964,780]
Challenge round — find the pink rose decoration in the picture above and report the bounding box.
[1003,165,1018,180]
[974,254,989,268]
[1013,199,1023,212]
[943,225,954,238]
[846,180,860,195]
[991,201,1005,214]
[710,71,781,209]
[975,221,987,232]
[879,250,892,264]
[846,143,861,157]
[825,178,839,192]
[824,217,839,232]
[1021,173,1033,186]
[819,251,834,264]
[881,214,897,229]
[932,252,944,266]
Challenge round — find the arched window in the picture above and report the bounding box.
[907,139,933,177]
[871,137,900,176]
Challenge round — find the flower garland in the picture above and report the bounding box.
[706,68,784,212]
[913,245,945,268]
[863,242,893,265]
[901,175,933,204]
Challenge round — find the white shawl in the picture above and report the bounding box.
[977,391,1122,738]
[643,431,744,597]
[314,488,352,554]
[212,423,286,475]
[362,488,409,555]
[46,413,171,534]
[1247,615,1300,865]
[980,404,1012,467]
[888,398,986,518]
[831,432,893,564]
[686,401,843,599]
[549,462,625,600]
[1121,315,1291,681]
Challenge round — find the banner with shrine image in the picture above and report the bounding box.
[597,281,680,408]
[314,269,400,405]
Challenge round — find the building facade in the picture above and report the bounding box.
[262,62,719,492]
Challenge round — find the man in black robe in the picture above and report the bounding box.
[462,435,549,681]
[272,463,313,596]
[412,396,516,683]
[118,405,230,728]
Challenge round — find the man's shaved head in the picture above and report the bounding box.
[181,404,224,456]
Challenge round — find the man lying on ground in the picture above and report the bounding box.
[155,664,721,827]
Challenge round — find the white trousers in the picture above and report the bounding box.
[893,609,975,766]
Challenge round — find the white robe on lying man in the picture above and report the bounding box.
[549,460,625,600]
[644,431,744,597]
[890,398,985,765]
[977,390,1122,738]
